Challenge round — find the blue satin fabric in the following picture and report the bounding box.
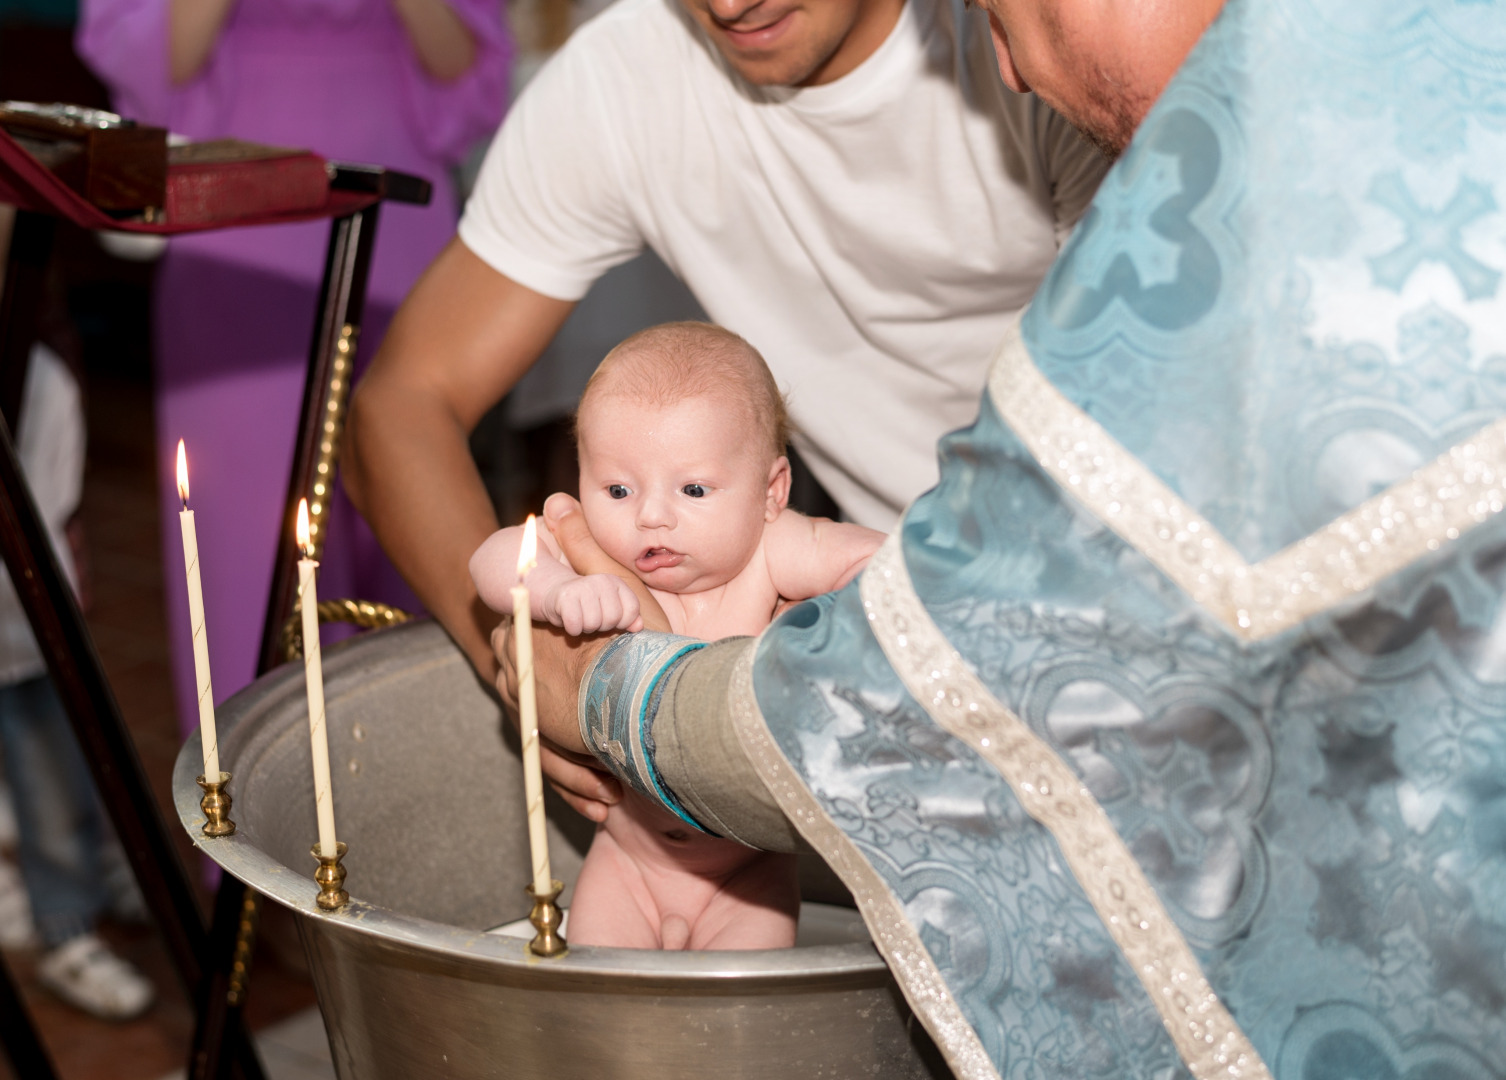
[752,0,1506,1076]
[583,0,1506,1073]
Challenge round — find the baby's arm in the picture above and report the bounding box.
[763,512,886,601]
[470,525,643,635]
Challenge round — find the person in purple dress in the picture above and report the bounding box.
[75,0,509,732]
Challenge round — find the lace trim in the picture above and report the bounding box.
[727,645,1001,1080]
[861,536,1272,1080]
[990,317,1506,641]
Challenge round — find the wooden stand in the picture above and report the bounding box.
[0,126,430,1080]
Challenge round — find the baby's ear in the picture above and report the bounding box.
[766,456,792,520]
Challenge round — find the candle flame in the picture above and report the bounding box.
[176,440,189,507]
[297,498,312,557]
[517,514,538,580]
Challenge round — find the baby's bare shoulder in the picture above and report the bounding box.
[763,510,885,598]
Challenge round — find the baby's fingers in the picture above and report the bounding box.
[615,584,642,631]
[558,596,587,636]
[577,590,609,635]
[598,586,639,632]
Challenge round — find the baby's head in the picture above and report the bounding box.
[574,322,791,594]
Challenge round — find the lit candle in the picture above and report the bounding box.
[297,499,338,859]
[176,441,221,783]
[512,515,551,896]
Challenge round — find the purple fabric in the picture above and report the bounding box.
[77,0,510,733]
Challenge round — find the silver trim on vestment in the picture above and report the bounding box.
[860,536,1272,1080]
[989,316,1506,641]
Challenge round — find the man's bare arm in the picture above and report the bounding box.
[345,239,575,681]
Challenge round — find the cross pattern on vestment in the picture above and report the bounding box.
[1368,172,1501,301]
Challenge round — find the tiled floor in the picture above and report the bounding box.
[1,368,321,1079]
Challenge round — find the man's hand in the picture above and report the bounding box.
[493,619,621,821]
[541,574,643,635]
[345,241,575,682]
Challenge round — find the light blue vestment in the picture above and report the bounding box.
[584,1,1506,1076]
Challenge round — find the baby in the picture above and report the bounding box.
[471,322,884,950]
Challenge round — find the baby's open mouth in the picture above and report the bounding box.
[636,547,685,573]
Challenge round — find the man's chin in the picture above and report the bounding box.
[1076,122,1124,162]
[1059,93,1145,163]
[705,25,830,87]
[717,50,822,86]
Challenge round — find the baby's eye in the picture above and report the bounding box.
[608,484,630,499]
[681,483,706,498]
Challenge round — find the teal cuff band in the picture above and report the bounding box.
[579,632,709,833]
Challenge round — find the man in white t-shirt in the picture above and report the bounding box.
[345,0,1106,759]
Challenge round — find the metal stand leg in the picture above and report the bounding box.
[260,204,381,667]
[0,204,56,1080]
[0,948,57,1080]
[0,209,54,430]
[0,416,264,1080]
[189,874,263,1080]
[191,204,381,1080]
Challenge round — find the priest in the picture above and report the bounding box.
[506,0,1506,1076]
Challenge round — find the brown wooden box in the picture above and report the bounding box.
[0,102,166,214]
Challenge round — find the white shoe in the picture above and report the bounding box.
[37,933,154,1020]
[0,857,38,949]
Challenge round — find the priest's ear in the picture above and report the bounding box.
[766,456,792,520]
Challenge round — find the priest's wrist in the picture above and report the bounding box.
[577,633,804,852]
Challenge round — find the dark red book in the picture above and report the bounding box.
[0,101,167,213]
[167,140,331,226]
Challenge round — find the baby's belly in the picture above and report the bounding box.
[602,794,760,878]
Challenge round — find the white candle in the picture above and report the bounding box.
[297,499,338,859]
[176,441,221,783]
[513,515,552,896]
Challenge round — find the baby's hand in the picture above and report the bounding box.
[541,574,644,636]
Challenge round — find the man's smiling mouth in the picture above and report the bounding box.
[716,9,797,48]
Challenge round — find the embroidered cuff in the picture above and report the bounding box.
[579,632,709,832]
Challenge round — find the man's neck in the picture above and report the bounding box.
[799,0,906,87]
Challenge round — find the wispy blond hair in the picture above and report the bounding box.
[577,321,790,459]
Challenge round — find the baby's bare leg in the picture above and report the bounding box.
[567,821,664,949]
[575,796,800,950]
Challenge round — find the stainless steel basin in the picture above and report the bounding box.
[174,620,946,1079]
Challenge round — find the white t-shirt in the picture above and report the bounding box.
[460,0,1106,529]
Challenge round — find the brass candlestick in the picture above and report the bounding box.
[311,842,349,911]
[196,773,236,837]
[525,880,567,958]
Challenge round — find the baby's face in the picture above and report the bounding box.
[577,391,785,594]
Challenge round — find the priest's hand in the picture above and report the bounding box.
[543,494,670,633]
[493,619,620,821]
[494,493,671,821]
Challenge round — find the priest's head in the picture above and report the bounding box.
[977,0,1226,157]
